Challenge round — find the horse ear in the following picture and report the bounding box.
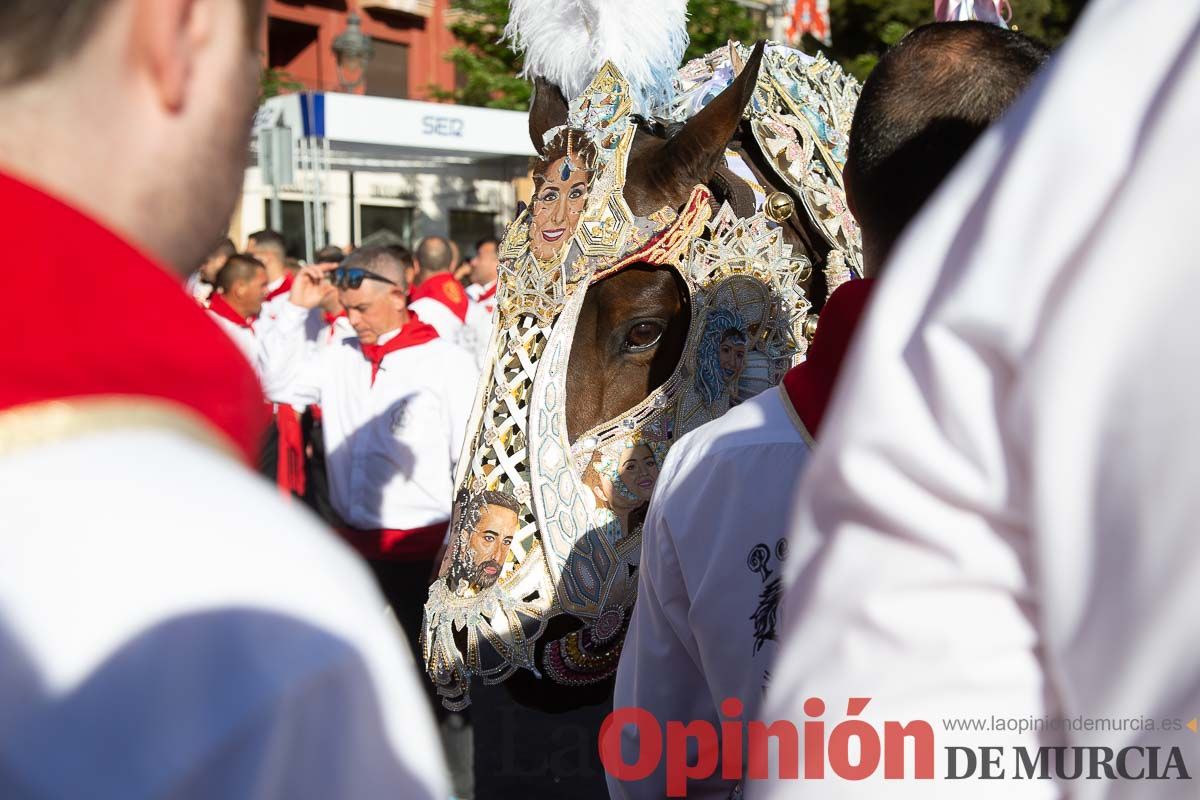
[529,77,568,154]
[659,40,766,187]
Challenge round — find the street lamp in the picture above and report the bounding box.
[332,12,374,91]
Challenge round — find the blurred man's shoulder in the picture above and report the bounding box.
[0,427,385,625]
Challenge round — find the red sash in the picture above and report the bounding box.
[410,272,468,322]
[275,404,306,497]
[0,171,267,464]
[265,272,295,301]
[360,314,439,386]
[208,292,254,330]
[336,522,448,561]
[783,278,875,437]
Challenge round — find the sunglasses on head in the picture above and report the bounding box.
[331,267,399,290]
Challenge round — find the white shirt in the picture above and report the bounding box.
[303,308,356,354]
[610,386,812,800]
[185,272,212,305]
[409,279,478,358]
[464,281,497,369]
[207,310,291,402]
[408,296,465,343]
[756,1,1200,797]
[0,427,449,799]
[267,301,478,530]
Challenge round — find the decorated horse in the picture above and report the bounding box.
[420,1,862,782]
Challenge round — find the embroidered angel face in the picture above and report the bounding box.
[718,329,748,381]
[612,443,660,503]
[586,441,664,515]
[697,306,750,406]
[529,128,598,262]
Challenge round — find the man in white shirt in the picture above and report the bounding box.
[0,0,447,796]
[269,246,478,797]
[206,253,299,415]
[267,245,478,644]
[610,21,1049,800]
[207,253,268,361]
[247,228,293,323]
[185,236,235,305]
[464,236,500,368]
[756,1,1200,798]
[408,235,471,345]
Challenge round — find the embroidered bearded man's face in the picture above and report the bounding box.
[466,495,520,589]
[529,128,597,262]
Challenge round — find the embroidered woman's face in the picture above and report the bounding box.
[616,443,659,503]
[529,152,591,261]
[718,332,747,380]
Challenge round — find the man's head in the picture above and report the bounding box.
[314,246,346,313]
[215,253,267,319]
[844,22,1049,273]
[247,229,288,282]
[413,236,453,285]
[466,491,521,589]
[471,236,500,287]
[0,0,267,274]
[199,238,237,284]
[314,245,345,266]
[337,246,410,345]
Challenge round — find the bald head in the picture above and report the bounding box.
[845,21,1050,272]
[415,236,453,281]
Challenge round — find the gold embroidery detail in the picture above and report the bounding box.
[0,397,239,461]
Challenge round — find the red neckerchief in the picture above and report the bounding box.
[360,313,439,385]
[265,272,294,301]
[783,278,875,438]
[208,292,255,331]
[410,272,468,322]
[0,171,268,463]
[477,281,497,301]
[319,309,348,343]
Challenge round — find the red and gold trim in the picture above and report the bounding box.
[0,171,269,465]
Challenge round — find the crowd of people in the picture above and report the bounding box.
[189,230,500,796]
[3,0,1198,799]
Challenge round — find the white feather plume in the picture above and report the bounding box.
[504,0,689,114]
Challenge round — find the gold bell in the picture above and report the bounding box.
[764,191,795,223]
[803,313,820,343]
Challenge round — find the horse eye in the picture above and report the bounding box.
[623,321,665,353]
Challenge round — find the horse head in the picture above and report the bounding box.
[424,41,858,709]
[529,42,772,440]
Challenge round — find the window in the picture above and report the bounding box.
[263,200,328,259]
[359,204,414,249]
[267,17,321,89]
[364,40,410,99]
[449,210,498,259]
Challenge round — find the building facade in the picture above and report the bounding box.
[239,1,532,260]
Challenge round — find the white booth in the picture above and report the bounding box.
[243,92,535,259]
